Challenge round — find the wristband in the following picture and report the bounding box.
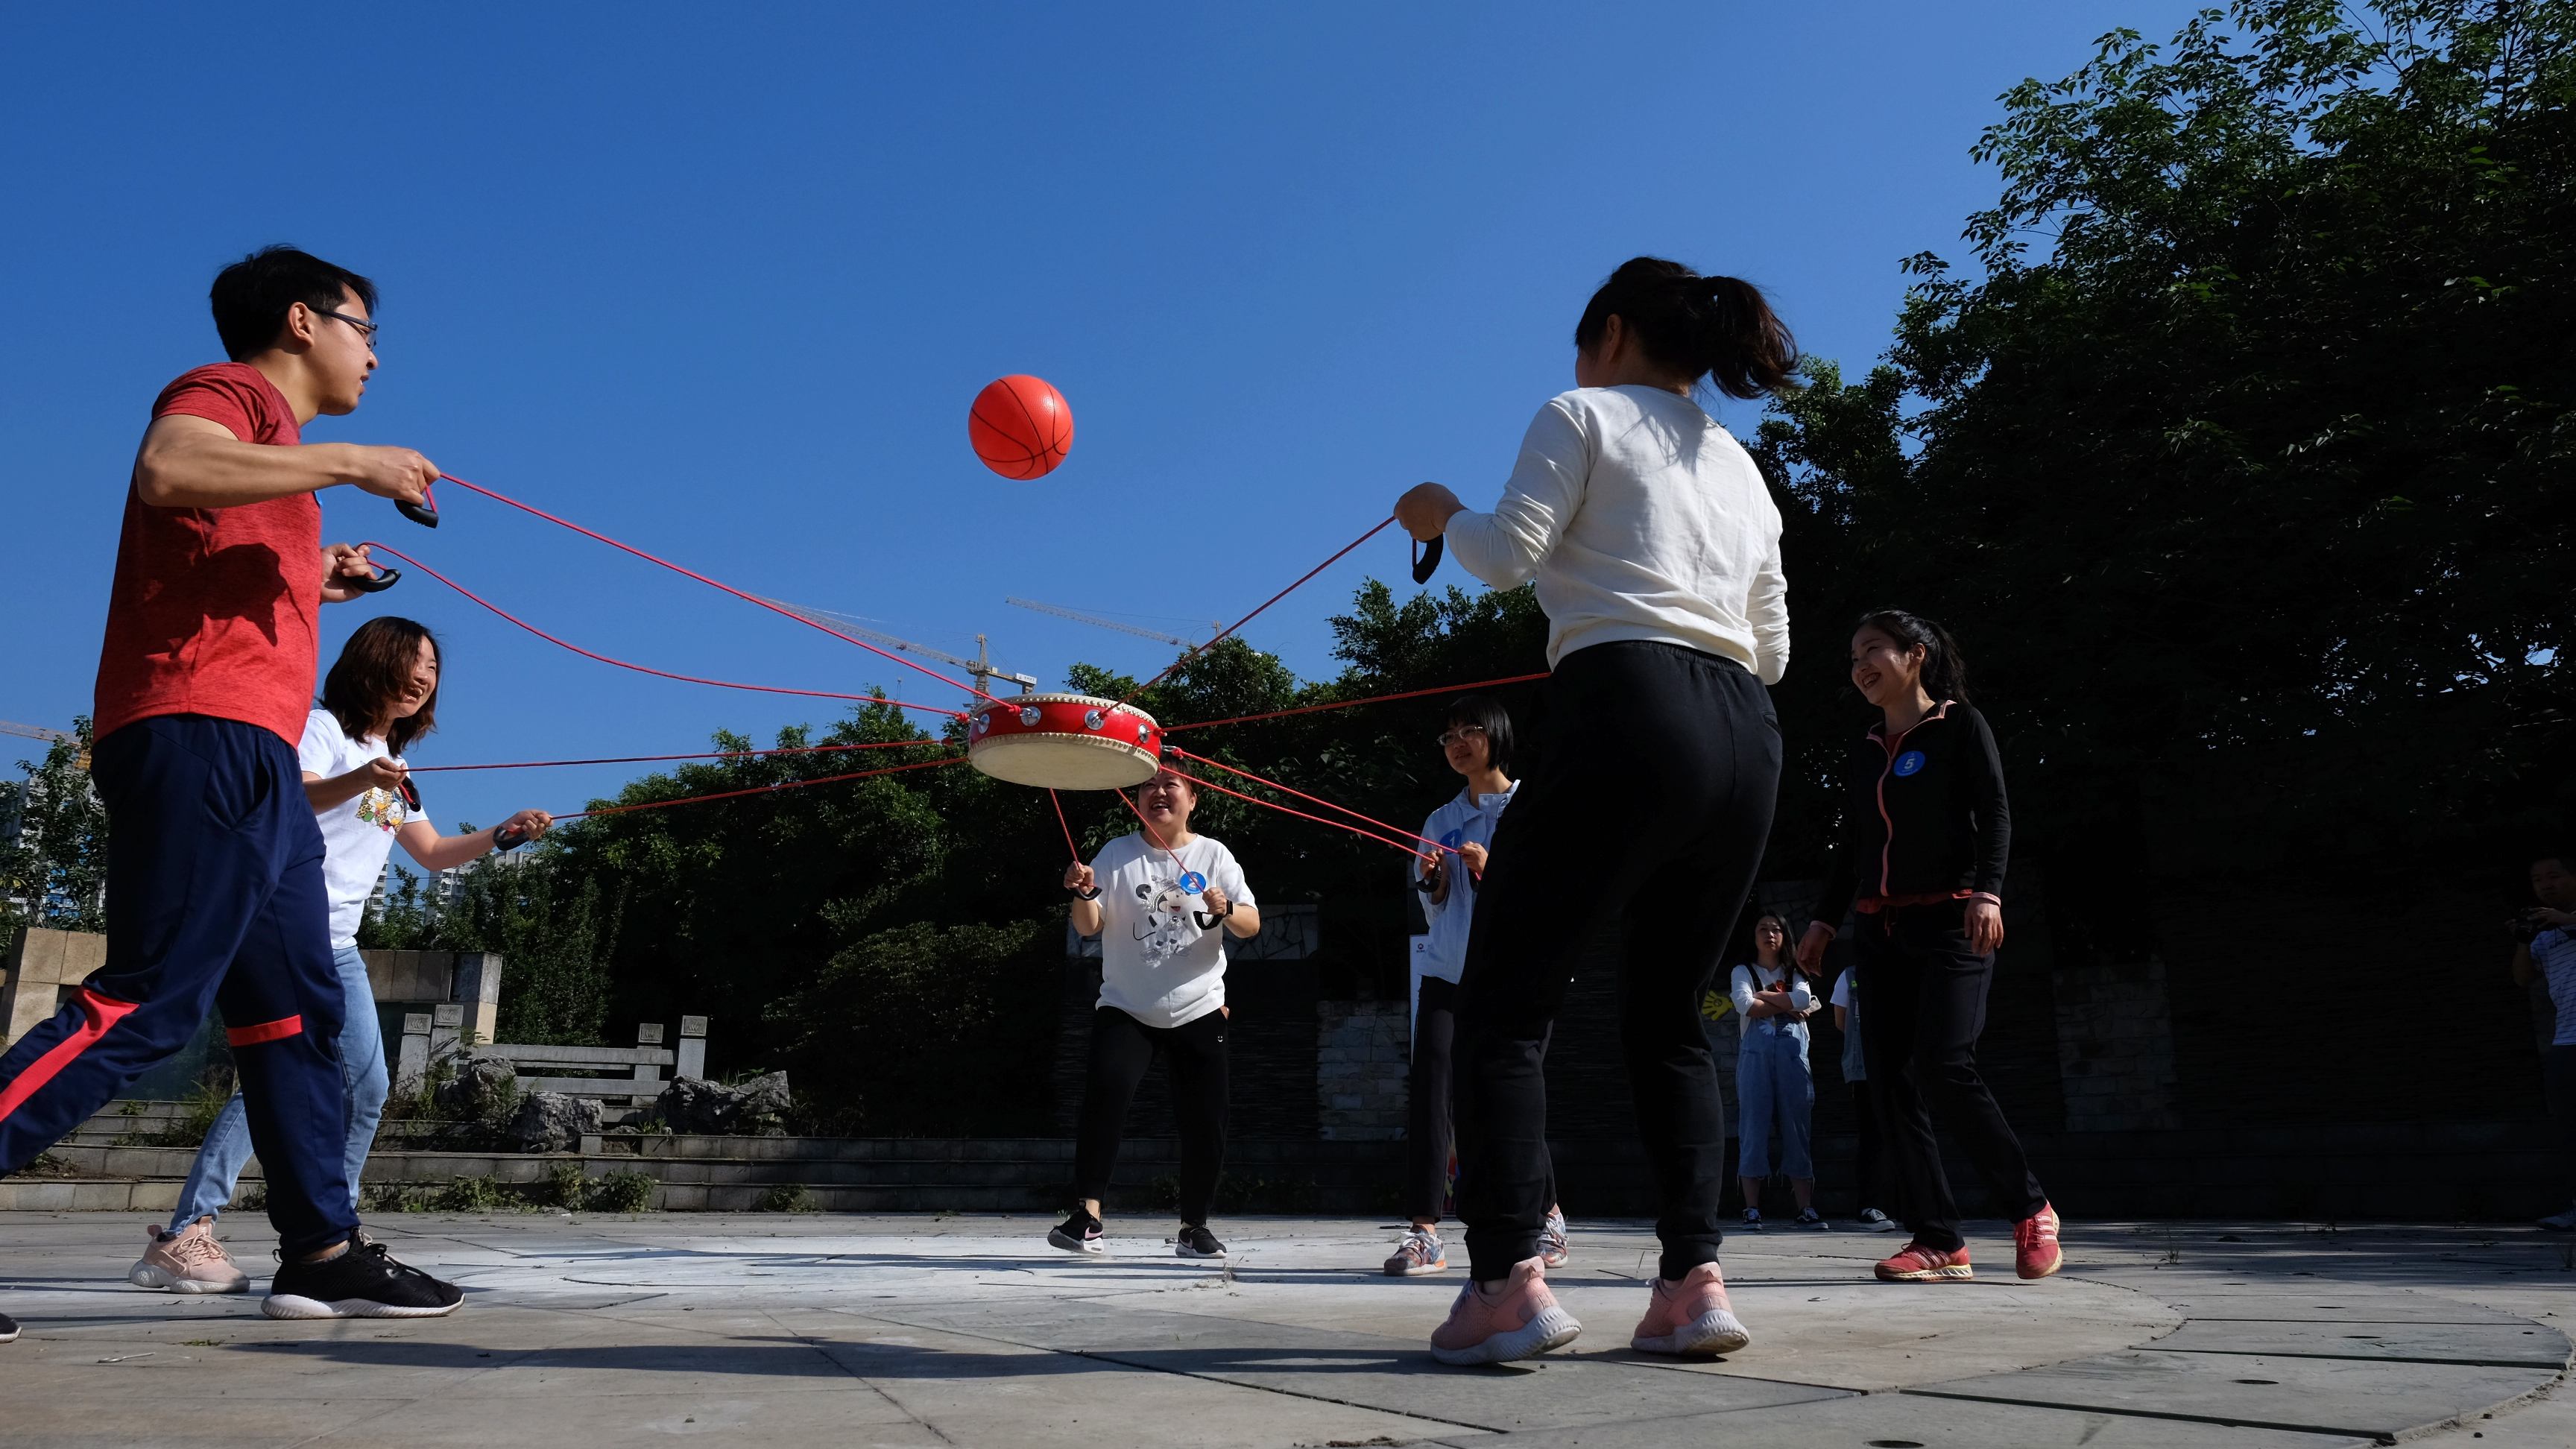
[1070,886,1102,900]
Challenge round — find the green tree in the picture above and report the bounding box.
[0,718,109,935]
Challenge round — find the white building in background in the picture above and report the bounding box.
[367,847,534,922]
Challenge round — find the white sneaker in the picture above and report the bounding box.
[1538,1205,1570,1269]
[2539,1203,2576,1233]
[1384,1227,1448,1276]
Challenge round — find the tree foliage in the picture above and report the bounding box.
[0,718,108,935]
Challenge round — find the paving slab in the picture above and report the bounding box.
[1913,1348,2552,1441]
[0,1212,2566,1448]
[1421,1391,2378,1448]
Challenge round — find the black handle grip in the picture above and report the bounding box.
[343,565,401,593]
[493,824,528,850]
[397,497,440,528]
[1411,535,1443,585]
[1194,909,1224,930]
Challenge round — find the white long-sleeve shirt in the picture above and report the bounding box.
[1729,962,1815,1038]
[1445,385,1788,682]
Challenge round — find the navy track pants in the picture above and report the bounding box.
[0,714,359,1254]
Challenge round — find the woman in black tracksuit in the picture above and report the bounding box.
[1796,609,2062,1284]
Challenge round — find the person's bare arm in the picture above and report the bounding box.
[397,811,552,874]
[304,760,405,813]
[2512,942,2536,988]
[132,414,438,510]
[1201,884,1261,940]
[1064,862,1104,936]
[1834,1004,1850,1033]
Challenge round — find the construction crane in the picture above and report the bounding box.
[756,598,1038,696]
[1006,596,1210,651]
[0,721,71,743]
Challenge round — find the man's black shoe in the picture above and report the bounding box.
[0,1309,19,1343]
[262,1237,464,1319]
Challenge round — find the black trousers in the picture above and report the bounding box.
[2547,1045,2576,1199]
[1849,1080,1890,1213]
[1407,975,1554,1225]
[1453,642,1779,1281]
[1073,1006,1228,1225]
[1858,902,2048,1251]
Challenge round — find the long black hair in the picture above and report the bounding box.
[1444,693,1517,780]
[1854,608,1971,705]
[1573,256,1799,400]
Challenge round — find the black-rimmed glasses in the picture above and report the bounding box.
[314,307,377,345]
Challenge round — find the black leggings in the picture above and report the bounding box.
[1453,642,1780,1281]
[1859,902,2047,1251]
[1073,1006,1228,1225]
[1408,976,1554,1225]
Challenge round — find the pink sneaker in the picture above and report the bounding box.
[127,1217,249,1295]
[1428,1256,1582,1366]
[1629,1261,1751,1357]
[2015,1202,2064,1280]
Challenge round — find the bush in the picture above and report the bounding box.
[757,1183,818,1213]
[583,1169,655,1213]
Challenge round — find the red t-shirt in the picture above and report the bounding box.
[92,363,323,747]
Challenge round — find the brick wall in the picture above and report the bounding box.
[2052,955,2184,1132]
[1317,999,1407,1140]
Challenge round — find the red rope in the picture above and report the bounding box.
[1049,789,1081,862]
[1166,747,1453,856]
[1163,672,1551,733]
[1110,787,1189,875]
[434,473,1003,705]
[414,739,938,773]
[1116,517,1395,706]
[367,544,965,719]
[555,754,967,821]
[1161,765,1434,864]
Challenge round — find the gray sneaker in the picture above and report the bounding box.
[1857,1208,1901,1233]
[1538,1205,1570,1268]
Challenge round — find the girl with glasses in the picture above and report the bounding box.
[1381,695,1569,1277]
[128,616,552,1296]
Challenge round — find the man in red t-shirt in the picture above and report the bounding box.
[0,247,463,1334]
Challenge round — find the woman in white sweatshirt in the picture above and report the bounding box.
[1395,256,1796,1366]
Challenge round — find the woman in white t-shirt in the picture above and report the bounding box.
[130,618,552,1294]
[1729,915,1822,1229]
[1049,768,1260,1261]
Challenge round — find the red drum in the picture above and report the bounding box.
[967,692,1164,790]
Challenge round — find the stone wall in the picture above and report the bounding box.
[2051,955,2184,1132]
[0,926,104,1045]
[1316,1000,1407,1140]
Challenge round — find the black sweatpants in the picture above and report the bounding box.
[1407,975,1554,1225]
[1453,642,1779,1281]
[2547,1045,2576,1201]
[1858,901,2047,1251]
[1073,1006,1228,1225]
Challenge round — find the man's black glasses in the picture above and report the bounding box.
[314,307,377,344]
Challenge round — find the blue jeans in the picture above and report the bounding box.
[1735,1024,1813,1180]
[171,944,385,1228]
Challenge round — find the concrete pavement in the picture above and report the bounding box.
[0,1213,2566,1446]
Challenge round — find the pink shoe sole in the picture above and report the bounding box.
[1430,1304,1582,1366]
[1633,1307,1750,1357]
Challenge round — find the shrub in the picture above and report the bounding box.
[583,1169,655,1213]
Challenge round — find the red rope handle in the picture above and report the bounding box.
[1116,517,1395,706]
[1110,787,1190,876]
[1049,789,1082,863]
[1161,765,1435,864]
[555,753,967,821]
[414,738,938,773]
[1166,747,1453,856]
[1164,672,1550,733]
[367,544,965,719]
[434,473,1003,705]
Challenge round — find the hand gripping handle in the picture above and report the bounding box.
[397,478,440,528]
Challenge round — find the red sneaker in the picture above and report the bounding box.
[2014,1202,2063,1280]
[1875,1240,1973,1281]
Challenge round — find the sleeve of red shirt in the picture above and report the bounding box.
[151,366,277,443]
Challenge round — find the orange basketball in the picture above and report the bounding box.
[968,374,1074,479]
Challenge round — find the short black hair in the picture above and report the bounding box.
[1445,693,1516,779]
[209,246,376,362]
[2532,853,2574,872]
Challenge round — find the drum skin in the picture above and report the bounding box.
[967,692,1163,790]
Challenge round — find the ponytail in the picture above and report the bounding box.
[1573,256,1799,400]
[1853,609,1971,705]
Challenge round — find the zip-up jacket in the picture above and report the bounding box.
[1811,701,2010,925]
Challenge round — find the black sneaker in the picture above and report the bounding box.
[1175,1224,1226,1259]
[1793,1208,1829,1230]
[0,1310,18,1343]
[262,1237,464,1319]
[1048,1210,1105,1256]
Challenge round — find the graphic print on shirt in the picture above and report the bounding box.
[1892,750,1927,777]
[353,787,408,833]
[1132,873,1202,964]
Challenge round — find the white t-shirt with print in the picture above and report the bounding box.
[298,708,420,950]
[1089,831,1254,1030]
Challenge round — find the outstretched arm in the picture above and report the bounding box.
[133,414,438,511]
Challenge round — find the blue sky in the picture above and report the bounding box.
[1,1,2212,830]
